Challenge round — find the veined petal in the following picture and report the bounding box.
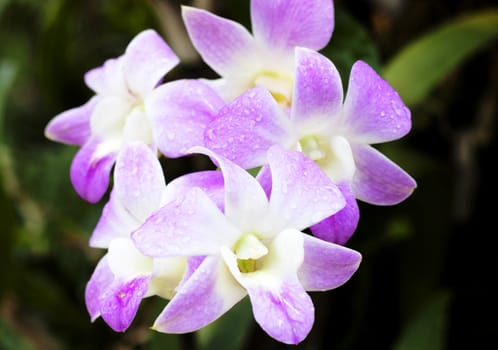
[44,97,96,145]
[310,183,359,245]
[123,29,179,98]
[267,145,345,231]
[182,6,257,77]
[152,256,246,333]
[189,147,269,233]
[163,170,225,211]
[113,142,166,222]
[70,138,117,203]
[132,187,239,257]
[246,277,313,344]
[85,255,151,332]
[204,87,295,169]
[342,61,411,144]
[85,256,113,321]
[100,275,151,332]
[351,144,417,205]
[298,234,361,291]
[251,0,334,51]
[292,47,343,129]
[147,79,225,158]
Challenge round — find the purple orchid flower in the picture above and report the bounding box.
[182,0,334,103]
[44,29,224,203]
[86,142,224,332]
[131,145,361,345]
[204,47,417,244]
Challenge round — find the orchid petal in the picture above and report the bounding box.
[310,183,359,245]
[251,0,334,51]
[85,256,113,321]
[44,97,96,145]
[132,187,239,257]
[189,147,269,233]
[148,257,187,299]
[85,255,151,332]
[147,79,225,158]
[223,229,312,345]
[122,107,153,145]
[100,275,150,332]
[123,29,179,98]
[70,139,117,203]
[298,234,361,291]
[84,57,127,96]
[90,96,132,140]
[343,61,412,144]
[107,238,153,280]
[152,256,246,333]
[164,170,225,211]
[182,6,257,77]
[204,87,295,169]
[113,142,165,222]
[292,47,343,128]
[267,145,345,231]
[351,144,417,205]
[89,191,137,248]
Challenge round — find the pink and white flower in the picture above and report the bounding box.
[131,145,361,344]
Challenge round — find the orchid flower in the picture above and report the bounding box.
[44,29,221,203]
[85,142,224,332]
[182,0,334,104]
[204,47,417,244]
[131,145,361,345]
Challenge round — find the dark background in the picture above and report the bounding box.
[0,0,496,349]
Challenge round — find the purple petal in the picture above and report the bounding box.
[267,145,345,231]
[343,61,412,144]
[123,29,179,98]
[164,170,225,211]
[70,139,117,203]
[147,79,225,158]
[310,183,359,245]
[251,0,334,51]
[351,144,417,205]
[204,87,295,169]
[246,277,314,344]
[256,164,272,199]
[84,57,127,96]
[132,187,238,257]
[113,142,165,222]
[152,256,246,333]
[90,191,138,248]
[292,48,343,126]
[85,256,113,321]
[45,97,96,145]
[182,6,256,77]
[298,234,362,291]
[189,147,269,233]
[85,255,151,332]
[100,275,151,332]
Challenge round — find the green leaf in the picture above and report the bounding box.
[392,290,451,350]
[383,9,498,106]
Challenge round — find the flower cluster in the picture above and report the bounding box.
[44,0,416,345]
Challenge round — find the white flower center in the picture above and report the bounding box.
[298,135,356,183]
[233,233,268,273]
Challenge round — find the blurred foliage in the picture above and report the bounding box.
[1,0,497,349]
